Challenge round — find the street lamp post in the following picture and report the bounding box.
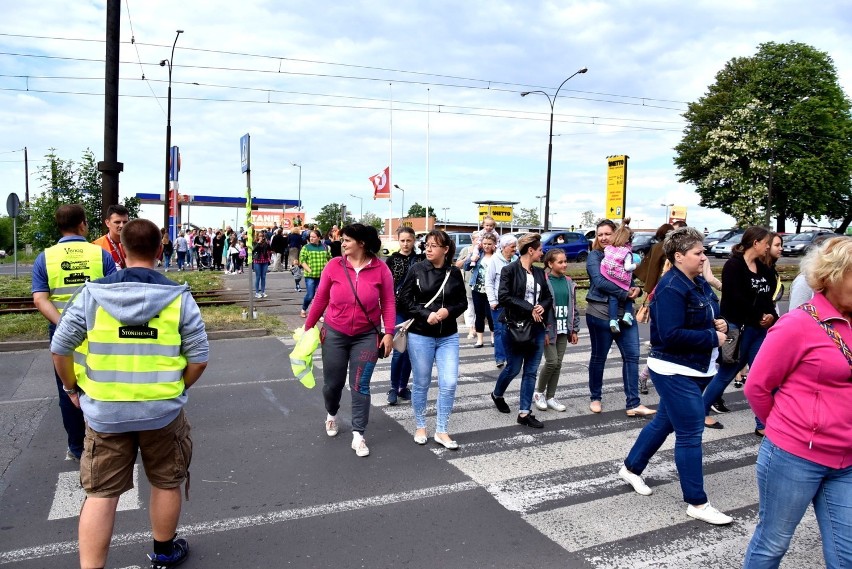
[160,29,183,240]
[521,67,588,231]
[291,163,302,210]
[535,194,545,231]
[441,207,450,229]
[393,184,405,223]
[661,203,673,224]
[349,194,363,222]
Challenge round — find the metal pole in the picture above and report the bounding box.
[23,147,29,205]
[161,30,183,237]
[766,146,774,228]
[291,163,302,210]
[99,0,123,217]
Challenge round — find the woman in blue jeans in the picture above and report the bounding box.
[397,230,468,448]
[702,226,776,430]
[490,233,552,428]
[586,220,655,417]
[619,227,733,525]
[485,235,518,368]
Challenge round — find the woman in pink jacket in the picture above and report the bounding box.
[304,224,395,458]
[742,236,852,569]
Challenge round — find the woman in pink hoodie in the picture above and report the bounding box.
[742,236,852,569]
[304,224,396,458]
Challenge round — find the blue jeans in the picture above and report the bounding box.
[491,307,507,364]
[162,252,171,269]
[176,251,186,270]
[493,328,545,413]
[586,313,641,409]
[408,333,460,433]
[389,313,412,392]
[702,324,767,414]
[302,277,320,311]
[625,370,712,505]
[607,294,634,322]
[254,262,269,294]
[743,438,852,569]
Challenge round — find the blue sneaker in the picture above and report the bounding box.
[397,387,412,401]
[609,319,621,333]
[148,538,189,569]
[622,313,635,327]
[387,389,398,406]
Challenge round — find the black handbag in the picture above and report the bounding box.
[505,279,537,345]
[717,323,742,365]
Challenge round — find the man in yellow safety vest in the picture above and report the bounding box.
[51,218,209,569]
[31,204,116,461]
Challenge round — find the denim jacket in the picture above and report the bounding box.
[648,266,720,372]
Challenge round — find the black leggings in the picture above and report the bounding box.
[471,290,494,334]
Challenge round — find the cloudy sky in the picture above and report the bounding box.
[2,1,851,234]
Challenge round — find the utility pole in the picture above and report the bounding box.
[23,147,29,204]
[98,0,123,216]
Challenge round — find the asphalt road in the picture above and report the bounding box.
[0,319,824,568]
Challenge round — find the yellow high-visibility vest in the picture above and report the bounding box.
[45,241,106,313]
[77,295,187,402]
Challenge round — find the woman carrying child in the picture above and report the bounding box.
[533,249,580,412]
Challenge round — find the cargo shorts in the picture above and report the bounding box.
[80,409,192,499]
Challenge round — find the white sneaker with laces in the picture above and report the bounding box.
[533,391,547,411]
[619,465,653,496]
[547,397,566,412]
[352,437,370,457]
[687,503,733,525]
[325,419,338,437]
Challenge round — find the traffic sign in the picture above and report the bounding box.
[240,133,250,173]
[6,193,20,218]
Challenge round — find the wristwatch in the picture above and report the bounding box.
[63,386,78,395]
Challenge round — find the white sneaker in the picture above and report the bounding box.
[352,437,370,457]
[547,397,567,412]
[619,465,653,496]
[325,419,338,437]
[687,503,733,525]
[262,293,268,298]
[533,391,547,411]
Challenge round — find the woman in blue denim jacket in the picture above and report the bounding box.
[585,220,655,416]
[618,227,734,526]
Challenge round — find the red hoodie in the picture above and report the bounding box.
[745,292,852,469]
[305,256,396,336]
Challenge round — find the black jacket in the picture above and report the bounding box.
[397,260,467,338]
[498,261,553,324]
[270,232,287,254]
[386,251,425,293]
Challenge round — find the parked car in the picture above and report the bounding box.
[540,230,590,262]
[0,249,6,259]
[631,232,657,257]
[782,231,837,256]
[446,231,473,260]
[710,237,740,258]
[703,229,744,253]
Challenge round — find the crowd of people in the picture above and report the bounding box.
[31,205,851,568]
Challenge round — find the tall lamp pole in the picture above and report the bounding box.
[160,29,183,239]
[291,162,302,210]
[441,207,450,229]
[393,184,406,223]
[660,202,673,224]
[349,194,363,221]
[521,67,587,231]
[535,194,545,231]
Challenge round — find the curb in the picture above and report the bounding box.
[0,328,270,353]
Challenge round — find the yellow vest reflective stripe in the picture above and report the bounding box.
[45,242,105,313]
[77,295,186,401]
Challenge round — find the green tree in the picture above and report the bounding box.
[0,217,13,252]
[674,41,852,232]
[21,148,141,250]
[361,211,385,232]
[314,203,355,235]
[581,210,596,227]
[514,207,540,227]
[407,203,436,218]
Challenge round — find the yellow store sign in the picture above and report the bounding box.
[478,206,513,223]
[605,155,628,220]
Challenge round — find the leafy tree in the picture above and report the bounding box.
[314,203,355,235]
[514,207,540,227]
[581,210,596,227]
[21,148,140,250]
[0,217,13,251]
[407,203,436,218]
[674,41,852,232]
[361,211,385,232]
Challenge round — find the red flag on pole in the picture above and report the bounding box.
[369,166,391,199]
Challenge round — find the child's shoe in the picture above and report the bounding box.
[622,313,634,327]
[609,319,621,333]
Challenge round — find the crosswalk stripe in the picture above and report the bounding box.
[47,465,140,520]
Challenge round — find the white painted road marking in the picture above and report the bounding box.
[48,465,140,520]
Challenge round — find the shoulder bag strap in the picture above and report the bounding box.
[341,258,382,336]
[799,303,852,373]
